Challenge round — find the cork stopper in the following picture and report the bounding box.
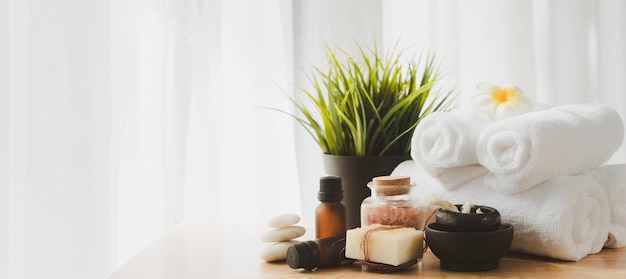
[370,176,412,196]
[372,176,411,186]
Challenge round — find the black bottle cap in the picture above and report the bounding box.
[286,241,320,271]
[318,176,343,202]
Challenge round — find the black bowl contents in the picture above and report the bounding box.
[435,204,501,232]
[425,222,514,272]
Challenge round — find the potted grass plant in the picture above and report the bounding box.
[279,42,455,228]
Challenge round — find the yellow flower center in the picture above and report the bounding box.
[491,87,517,104]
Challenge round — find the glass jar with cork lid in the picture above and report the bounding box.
[360,176,422,230]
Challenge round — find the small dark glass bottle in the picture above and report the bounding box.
[316,176,347,239]
[286,235,347,271]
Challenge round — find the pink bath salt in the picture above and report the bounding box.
[361,206,421,230]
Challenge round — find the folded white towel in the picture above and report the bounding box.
[583,164,626,248]
[392,160,611,261]
[392,160,445,194]
[410,108,493,189]
[396,162,488,191]
[476,104,624,194]
[427,165,489,189]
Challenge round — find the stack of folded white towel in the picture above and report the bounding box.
[394,103,626,261]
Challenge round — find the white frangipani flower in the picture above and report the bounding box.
[469,83,534,120]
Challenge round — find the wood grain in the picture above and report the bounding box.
[109,224,626,279]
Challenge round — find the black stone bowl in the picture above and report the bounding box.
[424,222,514,272]
[435,204,501,232]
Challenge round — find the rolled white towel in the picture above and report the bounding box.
[583,164,626,248]
[476,104,624,194]
[411,108,493,189]
[392,161,610,261]
[604,224,626,249]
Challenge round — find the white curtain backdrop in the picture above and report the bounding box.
[111,0,297,269]
[0,0,624,278]
[2,0,300,278]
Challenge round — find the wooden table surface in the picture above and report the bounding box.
[108,224,626,278]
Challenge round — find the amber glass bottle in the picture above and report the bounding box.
[286,235,347,270]
[315,176,347,239]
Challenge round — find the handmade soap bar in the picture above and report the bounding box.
[345,224,423,266]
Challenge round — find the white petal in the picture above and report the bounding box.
[494,99,534,120]
[498,84,523,93]
[494,103,521,120]
[510,85,525,95]
[469,94,496,112]
[471,82,534,121]
[476,82,498,94]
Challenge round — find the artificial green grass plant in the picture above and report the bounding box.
[280,43,455,156]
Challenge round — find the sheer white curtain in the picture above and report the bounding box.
[5,1,114,278]
[1,0,299,278]
[113,0,301,273]
[1,0,626,278]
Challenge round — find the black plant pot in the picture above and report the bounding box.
[322,154,411,229]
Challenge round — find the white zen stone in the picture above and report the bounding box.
[261,226,306,243]
[259,240,300,262]
[268,213,301,228]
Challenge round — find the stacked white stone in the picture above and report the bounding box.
[259,213,305,262]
